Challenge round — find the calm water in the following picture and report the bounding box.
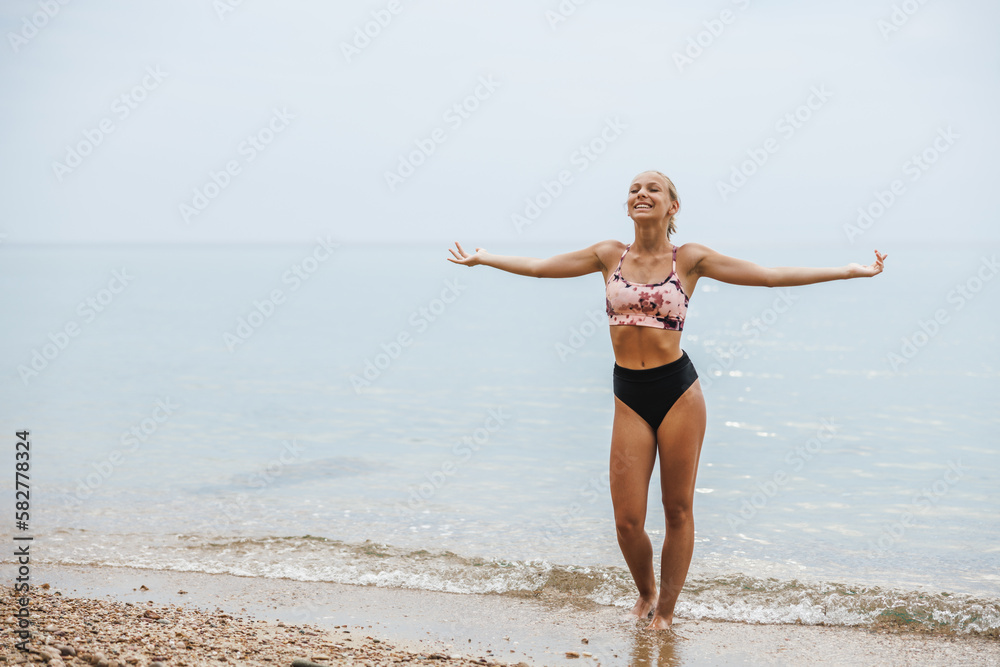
[2,242,998,634]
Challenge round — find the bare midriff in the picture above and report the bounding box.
[609,326,684,370]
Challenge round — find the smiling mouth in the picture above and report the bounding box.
[634,203,652,210]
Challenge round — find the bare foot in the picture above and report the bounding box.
[621,595,658,621]
[646,613,673,631]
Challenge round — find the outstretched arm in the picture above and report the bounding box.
[446,240,610,278]
[689,243,887,287]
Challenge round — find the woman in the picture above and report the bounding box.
[446,170,887,631]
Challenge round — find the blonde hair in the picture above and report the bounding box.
[632,170,681,239]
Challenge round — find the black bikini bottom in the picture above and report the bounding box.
[612,350,698,431]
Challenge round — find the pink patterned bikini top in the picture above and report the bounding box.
[606,243,689,331]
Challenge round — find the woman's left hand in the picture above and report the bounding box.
[847,249,887,278]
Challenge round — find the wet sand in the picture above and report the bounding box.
[2,564,997,666]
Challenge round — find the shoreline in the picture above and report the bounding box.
[3,586,498,667]
[3,564,998,666]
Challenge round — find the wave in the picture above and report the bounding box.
[44,533,1000,638]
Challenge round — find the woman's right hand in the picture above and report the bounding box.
[446,241,487,267]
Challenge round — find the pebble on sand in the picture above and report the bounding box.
[2,585,534,667]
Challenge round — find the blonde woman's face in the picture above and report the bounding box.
[628,172,675,219]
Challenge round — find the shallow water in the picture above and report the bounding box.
[2,242,998,633]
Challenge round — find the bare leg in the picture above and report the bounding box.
[647,379,707,630]
[609,395,658,619]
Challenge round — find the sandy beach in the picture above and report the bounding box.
[2,564,997,666]
[2,581,520,667]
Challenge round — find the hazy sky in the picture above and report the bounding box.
[1,0,998,248]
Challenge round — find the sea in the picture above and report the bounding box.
[2,241,998,637]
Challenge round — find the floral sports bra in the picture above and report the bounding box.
[605,243,689,331]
